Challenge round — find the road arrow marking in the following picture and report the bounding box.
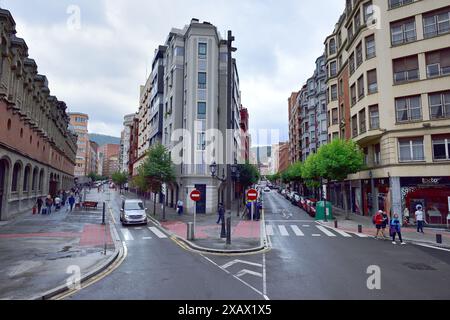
[236,269,263,278]
[221,260,263,269]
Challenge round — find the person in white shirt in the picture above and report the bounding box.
[415,205,426,234]
[177,199,184,215]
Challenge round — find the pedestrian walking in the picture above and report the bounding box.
[381,211,389,237]
[403,207,410,225]
[45,195,53,215]
[36,197,43,215]
[54,195,61,212]
[373,210,384,239]
[415,205,427,234]
[390,213,406,245]
[177,199,184,216]
[68,194,76,212]
[217,203,225,225]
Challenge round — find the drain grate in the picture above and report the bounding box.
[403,262,437,271]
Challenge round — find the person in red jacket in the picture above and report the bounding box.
[373,210,385,239]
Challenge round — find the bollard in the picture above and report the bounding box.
[334,220,338,229]
[436,234,442,244]
[226,217,231,245]
[221,219,227,239]
[187,222,194,241]
[102,202,106,225]
[358,225,363,233]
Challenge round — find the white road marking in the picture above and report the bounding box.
[291,225,305,236]
[414,243,450,252]
[134,227,143,230]
[266,225,274,236]
[221,260,263,269]
[317,225,337,237]
[278,225,289,236]
[303,225,311,227]
[142,237,152,240]
[332,229,353,237]
[148,227,167,238]
[263,253,267,298]
[236,269,263,278]
[354,233,369,238]
[120,229,134,241]
[312,234,321,237]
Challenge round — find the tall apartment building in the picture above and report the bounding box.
[240,107,250,162]
[68,113,89,177]
[120,114,135,174]
[129,19,242,214]
[0,9,77,220]
[323,0,450,225]
[278,142,290,173]
[288,91,301,164]
[87,140,99,176]
[100,144,120,178]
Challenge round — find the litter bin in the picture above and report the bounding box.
[316,201,333,221]
[187,222,194,241]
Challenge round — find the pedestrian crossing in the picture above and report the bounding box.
[265,223,369,239]
[120,226,168,242]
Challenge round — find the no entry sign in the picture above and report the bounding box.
[247,189,258,201]
[190,190,202,202]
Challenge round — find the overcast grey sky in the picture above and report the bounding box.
[2,0,344,141]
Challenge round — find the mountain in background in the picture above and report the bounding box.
[89,133,120,146]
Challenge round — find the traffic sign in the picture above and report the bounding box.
[247,189,258,201]
[190,190,202,202]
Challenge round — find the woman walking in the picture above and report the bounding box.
[390,213,406,245]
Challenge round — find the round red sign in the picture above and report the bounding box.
[190,190,202,202]
[247,189,258,201]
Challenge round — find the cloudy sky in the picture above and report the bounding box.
[2,0,343,142]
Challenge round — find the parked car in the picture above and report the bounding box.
[291,193,301,205]
[305,199,318,217]
[264,187,271,193]
[120,199,148,226]
[281,189,287,196]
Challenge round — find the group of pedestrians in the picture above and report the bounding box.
[33,188,81,215]
[373,205,428,245]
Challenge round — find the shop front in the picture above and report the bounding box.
[401,177,450,227]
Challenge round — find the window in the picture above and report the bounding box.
[339,79,344,97]
[349,53,355,75]
[365,34,376,59]
[399,138,425,162]
[198,72,207,89]
[367,69,378,94]
[197,132,206,151]
[393,55,419,83]
[369,105,380,129]
[426,48,450,78]
[363,2,374,23]
[32,168,38,191]
[11,163,21,192]
[374,144,381,165]
[329,38,336,55]
[391,18,416,45]
[359,109,367,134]
[395,95,422,122]
[331,84,338,101]
[429,91,450,120]
[351,84,357,106]
[432,136,450,161]
[357,75,365,99]
[332,108,339,125]
[174,46,184,57]
[356,42,363,67]
[352,115,358,138]
[389,0,413,10]
[423,7,450,38]
[329,61,337,77]
[354,10,361,30]
[198,43,207,59]
[23,166,30,192]
[348,23,354,42]
[197,102,206,120]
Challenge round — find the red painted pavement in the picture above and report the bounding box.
[78,224,113,247]
[0,232,79,239]
[232,221,261,239]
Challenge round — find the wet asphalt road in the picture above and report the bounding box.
[67,191,450,300]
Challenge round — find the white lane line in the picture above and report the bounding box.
[303,225,311,227]
[316,225,337,237]
[312,234,321,237]
[332,229,353,238]
[120,228,134,241]
[278,225,289,236]
[354,232,369,238]
[414,243,450,252]
[142,237,152,240]
[134,227,143,230]
[221,260,263,269]
[266,225,274,236]
[291,225,305,236]
[263,253,267,299]
[148,227,168,239]
[236,269,263,278]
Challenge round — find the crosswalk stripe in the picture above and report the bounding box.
[142,237,152,240]
[316,226,337,237]
[332,229,353,237]
[148,227,167,239]
[266,225,274,236]
[120,229,134,241]
[354,233,369,238]
[291,225,304,236]
[278,225,289,236]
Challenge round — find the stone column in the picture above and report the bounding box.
[390,176,402,220]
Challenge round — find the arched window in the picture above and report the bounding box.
[11,162,21,192]
[32,168,38,191]
[39,169,44,192]
[23,165,31,192]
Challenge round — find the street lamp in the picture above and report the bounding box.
[210,162,226,182]
[231,159,241,218]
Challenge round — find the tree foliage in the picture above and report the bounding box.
[301,153,321,188]
[111,171,128,187]
[238,162,260,189]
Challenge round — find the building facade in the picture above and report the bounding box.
[0,9,77,220]
[87,140,99,176]
[288,91,301,164]
[68,112,89,177]
[100,144,120,178]
[119,114,135,174]
[323,0,450,225]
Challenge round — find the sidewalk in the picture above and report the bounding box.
[121,191,265,253]
[0,190,119,300]
[319,207,450,249]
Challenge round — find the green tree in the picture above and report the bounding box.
[88,172,101,182]
[142,144,176,221]
[112,171,128,191]
[315,139,365,219]
[238,162,260,190]
[301,153,321,189]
